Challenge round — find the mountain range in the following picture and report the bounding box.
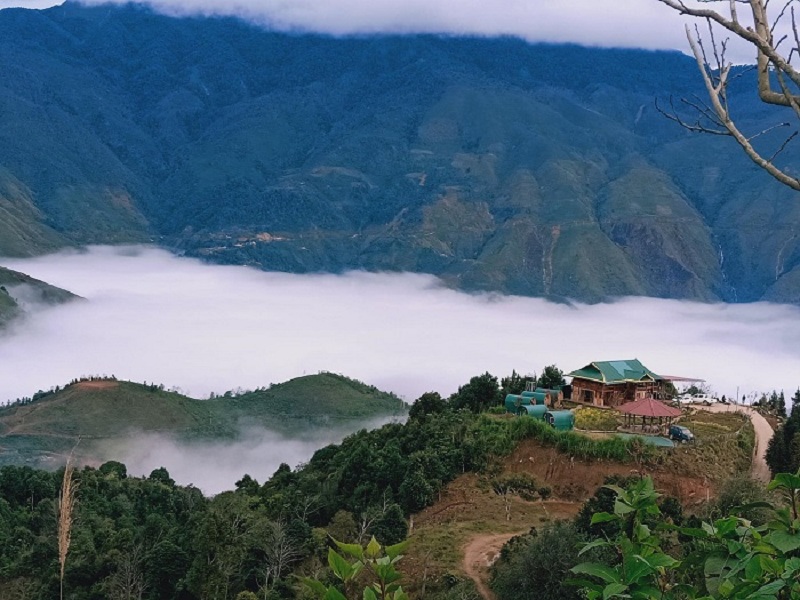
[1,2,799,303]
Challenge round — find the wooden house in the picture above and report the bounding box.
[567,359,668,408]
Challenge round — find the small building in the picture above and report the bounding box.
[568,359,668,408]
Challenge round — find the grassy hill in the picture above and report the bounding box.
[0,265,78,324]
[1,3,799,303]
[212,372,408,422]
[0,374,407,467]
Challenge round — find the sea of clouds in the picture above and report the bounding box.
[1,245,799,490]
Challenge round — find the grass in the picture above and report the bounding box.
[404,472,577,592]
[504,416,655,463]
[662,410,754,481]
[211,372,406,423]
[0,374,407,467]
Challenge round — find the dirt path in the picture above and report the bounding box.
[706,403,773,483]
[462,532,524,600]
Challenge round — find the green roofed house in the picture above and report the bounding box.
[568,359,668,408]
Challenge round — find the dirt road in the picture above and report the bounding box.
[706,403,773,483]
[462,532,523,600]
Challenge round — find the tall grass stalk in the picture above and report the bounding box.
[58,461,77,600]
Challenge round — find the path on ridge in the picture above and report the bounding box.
[705,403,773,483]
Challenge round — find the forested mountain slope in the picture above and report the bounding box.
[1,2,799,302]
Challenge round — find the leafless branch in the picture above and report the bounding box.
[746,121,792,140]
[768,130,798,160]
[655,97,730,134]
[656,0,800,191]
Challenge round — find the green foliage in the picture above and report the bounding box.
[505,416,656,463]
[0,5,798,303]
[700,475,771,525]
[768,392,800,476]
[449,373,502,413]
[371,504,408,546]
[574,407,620,432]
[569,478,681,600]
[571,473,800,600]
[537,366,566,391]
[500,370,535,397]
[0,373,406,467]
[408,392,447,421]
[301,537,409,600]
[491,522,594,600]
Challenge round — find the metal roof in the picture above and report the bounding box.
[617,397,681,418]
[568,359,662,384]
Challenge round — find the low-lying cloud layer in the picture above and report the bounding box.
[2,1,761,64]
[101,418,399,494]
[2,245,799,405]
[2,245,799,491]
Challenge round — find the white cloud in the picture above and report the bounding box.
[2,245,800,491]
[1,245,798,406]
[0,0,764,63]
[100,419,399,494]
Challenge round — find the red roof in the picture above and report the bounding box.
[617,397,682,418]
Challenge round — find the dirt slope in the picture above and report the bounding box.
[462,533,523,600]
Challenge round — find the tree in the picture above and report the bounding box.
[656,0,800,191]
[537,365,565,390]
[490,474,540,521]
[408,392,447,420]
[766,400,800,474]
[491,523,590,600]
[449,373,502,413]
[500,370,535,396]
[258,521,302,592]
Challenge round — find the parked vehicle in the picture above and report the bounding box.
[677,393,718,406]
[692,394,717,405]
[669,424,695,442]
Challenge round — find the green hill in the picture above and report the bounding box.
[0,374,407,467]
[212,372,408,422]
[1,3,799,303]
[0,265,78,324]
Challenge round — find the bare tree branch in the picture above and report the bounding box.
[656,0,800,191]
[685,23,800,189]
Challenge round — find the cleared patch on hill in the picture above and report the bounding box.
[403,413,753,597]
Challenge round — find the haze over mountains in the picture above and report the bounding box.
[1,2,799,303]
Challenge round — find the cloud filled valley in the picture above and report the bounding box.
[2,245,798,405]
[1,244,800,489]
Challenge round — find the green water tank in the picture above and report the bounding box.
[545,410,575,431]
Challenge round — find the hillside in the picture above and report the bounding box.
[0,265,78,324]
[0,374,407,467]
[0,3,799,302]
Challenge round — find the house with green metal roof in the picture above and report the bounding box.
[568,359,668,408]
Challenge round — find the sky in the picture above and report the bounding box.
[0,0,764,64]
[2,245,799,491]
